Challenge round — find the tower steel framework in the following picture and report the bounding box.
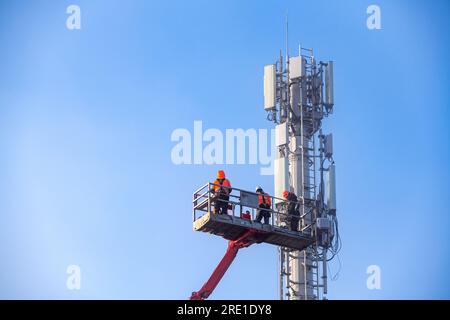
[264,45,339,300]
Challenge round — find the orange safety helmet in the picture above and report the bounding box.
[217,170,226,179]
[282,190,290,199]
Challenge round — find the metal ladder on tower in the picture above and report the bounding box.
[300,47,321,300]
[309,104,321,300]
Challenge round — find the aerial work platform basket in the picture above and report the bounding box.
[192,182,313,251]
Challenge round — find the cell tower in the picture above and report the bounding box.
[263,43,340,299]
[190,33,340,301]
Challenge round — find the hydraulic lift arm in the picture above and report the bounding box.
[190,229,264,300]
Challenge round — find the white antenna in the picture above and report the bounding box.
[285,13,289,62]
[285,13,290,123]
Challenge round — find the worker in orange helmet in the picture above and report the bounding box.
[211,170,232,215]
[255,186,272,224]
[283,190,300,231]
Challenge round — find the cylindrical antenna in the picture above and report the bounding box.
[285,13,290,123]
[285,13,289,63]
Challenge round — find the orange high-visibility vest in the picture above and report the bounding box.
[212,179,231,194]
[258,193,272,206]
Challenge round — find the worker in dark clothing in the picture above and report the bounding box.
[283,190,300,231]
[255,186,272,224]
[211,170,232,215]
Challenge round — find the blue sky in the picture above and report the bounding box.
[0,0,449,299]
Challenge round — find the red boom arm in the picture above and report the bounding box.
[190,229,264,300]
